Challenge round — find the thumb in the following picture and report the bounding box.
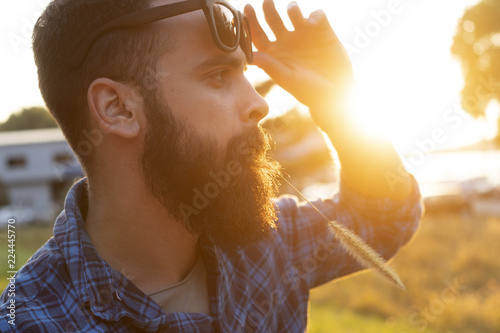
[252,52,292,85]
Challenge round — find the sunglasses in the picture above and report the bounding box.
[69,0,253,68]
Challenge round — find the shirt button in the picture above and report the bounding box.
[114,291,122,301]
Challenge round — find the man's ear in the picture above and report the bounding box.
[87,78,143,139]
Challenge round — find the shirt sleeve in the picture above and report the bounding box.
[274,174,423,289]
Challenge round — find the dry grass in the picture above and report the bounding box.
[309,212,500,332]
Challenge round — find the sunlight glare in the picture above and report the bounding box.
[347,83,394,138]
[485,101,500,140]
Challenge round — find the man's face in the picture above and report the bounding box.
[139,4,282,249]
[140,88,282,250]
[150,4,269,147]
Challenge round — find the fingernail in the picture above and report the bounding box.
[309,10,325,25]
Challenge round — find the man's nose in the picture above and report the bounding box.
[240,80,270,124]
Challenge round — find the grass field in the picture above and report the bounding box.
[1,212,499,332]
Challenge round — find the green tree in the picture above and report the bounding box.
[452,0,500,145]
[0,107,57,132]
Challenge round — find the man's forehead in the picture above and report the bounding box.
[149,1,248,70]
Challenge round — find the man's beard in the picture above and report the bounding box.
[140,91,282,250]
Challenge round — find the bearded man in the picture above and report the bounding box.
[0,0,422,331]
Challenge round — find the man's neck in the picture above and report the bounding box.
[84,175,199,295]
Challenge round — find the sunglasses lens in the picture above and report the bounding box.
[213,3,238,48]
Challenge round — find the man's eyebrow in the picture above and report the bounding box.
[191,55,247,73]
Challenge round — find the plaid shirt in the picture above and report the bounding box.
[1,177,422,332]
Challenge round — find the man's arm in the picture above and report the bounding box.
[245,0,413,200]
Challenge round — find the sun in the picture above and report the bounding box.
[345,82,397,138]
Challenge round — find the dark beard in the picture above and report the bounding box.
[140,91,282,250]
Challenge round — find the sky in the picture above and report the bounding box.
[1,0,497,154]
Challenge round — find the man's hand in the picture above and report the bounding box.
[246,0,415,200]
[245,0,354,116]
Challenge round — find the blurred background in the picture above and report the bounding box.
[1,0,499,332]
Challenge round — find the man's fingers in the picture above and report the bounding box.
[252,52,290,87]
[308,9,331,29]
[287,2,305,31]
[308,9,339,41]
[263,0,289,38]
[244,4,271,51]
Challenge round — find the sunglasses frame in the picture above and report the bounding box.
[69,0,253,68]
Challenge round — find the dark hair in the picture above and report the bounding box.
[32,0,172,174]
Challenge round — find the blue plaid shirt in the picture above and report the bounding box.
[1,177,422,332]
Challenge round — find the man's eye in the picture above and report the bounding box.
[210,71,226,81]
